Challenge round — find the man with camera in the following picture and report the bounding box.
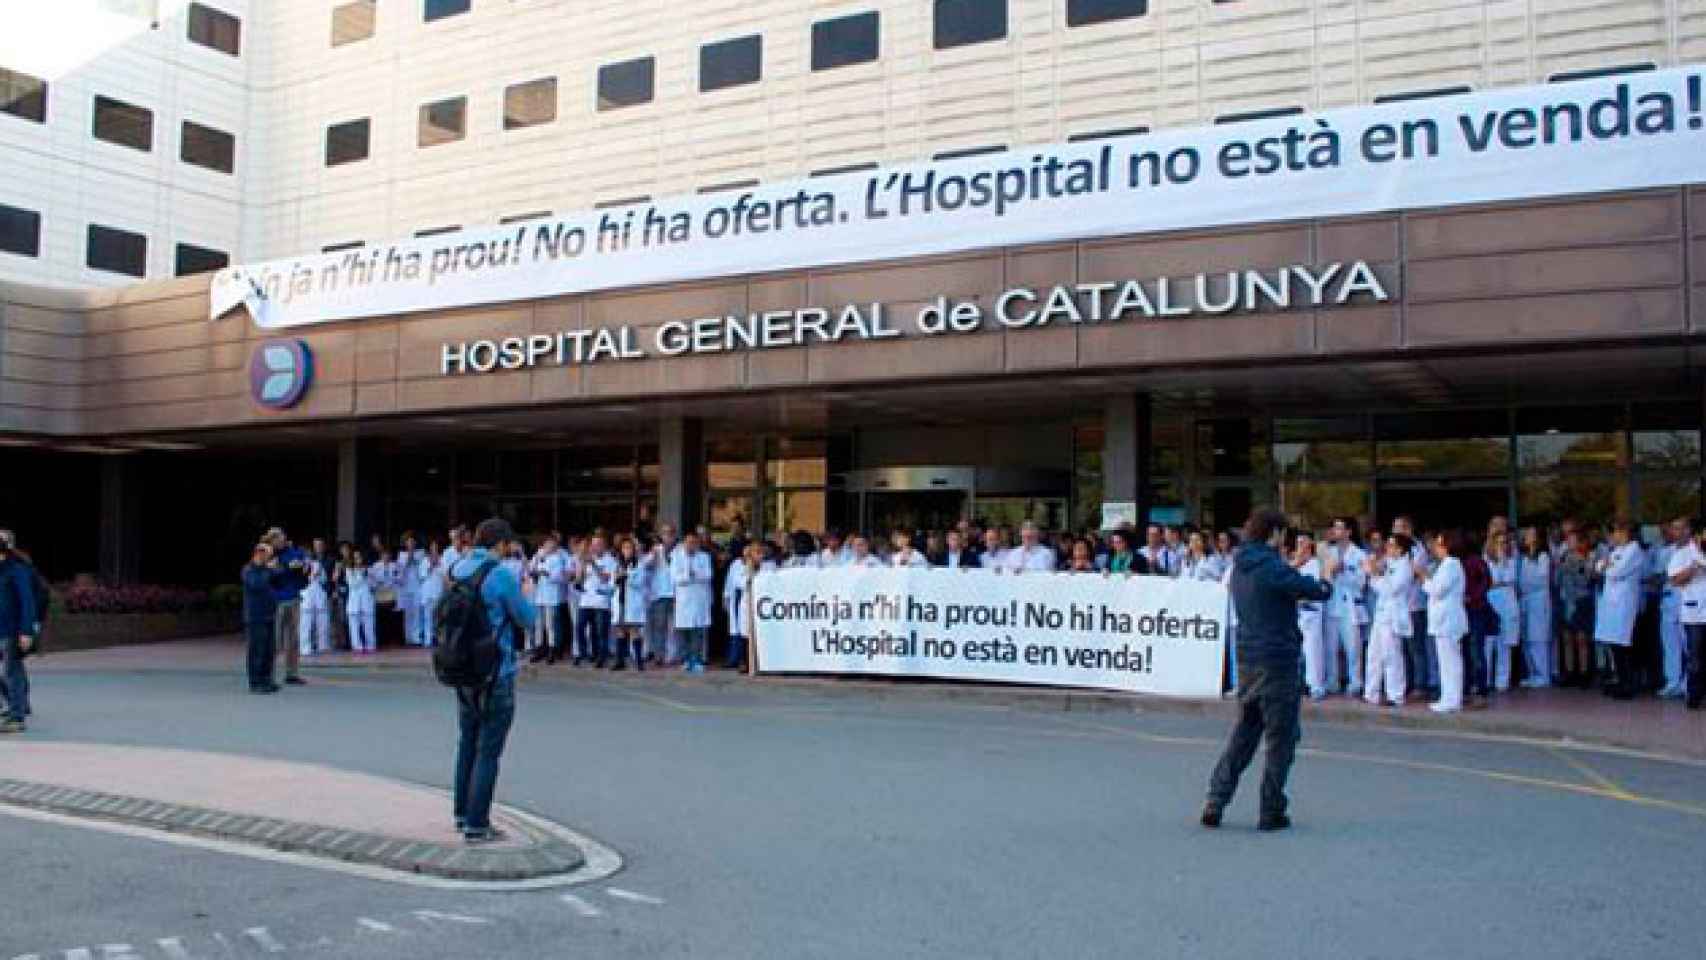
[0,530,39,733]
[266,528,310,686]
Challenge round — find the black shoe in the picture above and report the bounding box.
[1199,804,1222,829]
[250,685,278,695]
[1257,814,1292,832]
[611,659,626,671]
[571,656,583,666]
[463,826,509,845]
[284,676,306,686]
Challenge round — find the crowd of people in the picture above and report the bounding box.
[235,511,1706,710]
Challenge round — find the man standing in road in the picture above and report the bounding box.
[267,528,310,686]
[1202,508,1332,832]
[241,542,280,695]
[0,532,38,732]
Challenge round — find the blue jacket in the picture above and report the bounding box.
[450,547,536,682]
[0,558,37,639]
[272,545,310,603]
[1229,542,1332,670]
[242,563,280,626]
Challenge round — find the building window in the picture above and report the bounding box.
[0,204,41,258]
[1,67,48,123]
[424,0,470,23]
[180,120,235,173]
[504,77,557,130]
[933,0,1006,50]
[1549,62,1656,83]
[700,35,762,92]
[415,224,460,237]
[810,161,877,177]
[1066,0,1147,27]
[1374,86,1471,104]
[331,0,377,46]
[1215,105,1304,124]
[174,242,228,276]
[594,195,651,209]
[92,95,153,151]
[325,118,371,165]
[932,144,1005,160]
[418,96,466,146]
[597,57,655,111]
[323,240,364,252]
[186,3,241,56]
[698,179,759,194]
[1068,125,1149,142]
[87,223,148,277]
[500,210,552,224]
[812,11,879,71]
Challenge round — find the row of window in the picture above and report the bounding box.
[0,203,226,278]
[0,70,238,174]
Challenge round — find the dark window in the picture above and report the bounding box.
[932,144,1005,160]
[1,67,48,123]
[598,57,655,111]
[325,118,370,165]
[812,11,880,71]
[1214,105,1304,124]
[187,3,241,56]
[698,179,759,194]
[1068,124,1148,141]
[92,95,153,151]
[0,204,41,258]
[1066,0,1146,27]
[418,96,466,146]
[415,224,460,237]
[331,0,377,46]
[700,35,762,92]
[87,223,148,277]
[322,239,364,252]
[180,120,235,173]
[1374,86,1471,104]
[594,195,651,209]
[1550,62,1656,83]
[500,210,551,224]
[504,77,556,130]
[933,0,1006,50]
[174,242,228,276]
[810,161,878,177]
[424,0,470,23]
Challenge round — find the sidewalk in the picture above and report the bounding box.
[30,636,1706,761]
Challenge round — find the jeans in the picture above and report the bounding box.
[577,607,611,662]
[1205,663,1302,817]
[2,634,29,720]
[453,677,516,833]
[1464,612,1490,698]
[245,621,275,690]
[725,634,747,670]
[647,598,675,662]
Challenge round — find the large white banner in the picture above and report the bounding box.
[752,567,1228,697]
[213,68,1706,329]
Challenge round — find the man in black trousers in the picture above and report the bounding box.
[1202,509,1332,832]
[241,542,281,694]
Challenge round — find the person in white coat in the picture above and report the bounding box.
[1516,527,1553,688]
[298,551,331,656]
[670,531,716,673]
[527,537,568,664]
[1288,533,1328,700]
[416,542,444,647]
[612,536,651,671]
[1423,532,1469,713]
[890,530,929,568]
[1005,521,1058,573]
[1362,532,1414,706]
[344,551,376,654]
[1655,517,1692,698]
[1666,523,1706,709]
[723,542,773,671]
[395,533,424,648]
[847,535,883,569]
[577,535,619,668]
[1593,521,1644,699]
[1483,528,1522,693]
[1322,517,1368,697]
[1180,531,1222,582]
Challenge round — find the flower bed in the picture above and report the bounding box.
[41,583,241,653]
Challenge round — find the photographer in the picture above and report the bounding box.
[241,542,281,695]
[0,531,38,731]
[266,528,310,686]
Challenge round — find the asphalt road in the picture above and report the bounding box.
[4,664,1705,960]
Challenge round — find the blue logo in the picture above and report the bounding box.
[249,339,313,409]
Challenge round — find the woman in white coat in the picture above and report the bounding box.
[527,537,567,663]
[1483,529,1521,693]
[1423,532,1469,713]
[344,550,376,654]
[724,542,774,671]
[670,531,716,673]
[1293,533,1329,700]
[395,534,424,647]
[612,536,651,671]
[298,553,331,656]
[416,542,444,647]
[1363,533,1414,706]
[1593,520,1644,699]
[1516,527,1553,688]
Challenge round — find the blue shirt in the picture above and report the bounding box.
[272,545,310,603]
[450,547,536,682]
[0,558,39,638]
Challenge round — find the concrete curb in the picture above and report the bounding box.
[0,778,586,882]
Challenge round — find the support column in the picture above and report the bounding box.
[657,417,704,532]
[98,457,143,584]
[336,439,380,544]
[1102,393,1153,529]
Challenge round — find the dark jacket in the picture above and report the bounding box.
[929,549,979,569]
[0,557,38,639]
[1107,550,1150,575]
[272,545,309,603]
[242,563,280,626]
[1230,542,1332,669]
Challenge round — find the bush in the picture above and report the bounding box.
[208,583,242,613]
[60,583,213,615]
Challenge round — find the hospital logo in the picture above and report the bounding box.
[249,339,314,409]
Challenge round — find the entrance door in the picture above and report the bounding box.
[865,490,967,534]
[1377,481,1509,535]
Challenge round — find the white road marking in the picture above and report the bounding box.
[606,888,665,906]
[64,951,93,960]
[0,802,622,892]
[243,928,286,953]
[98,947,142,960]
[410,910,490,926]
[558,893,604,918]
[355,918,398,933]
[155,939,193,960]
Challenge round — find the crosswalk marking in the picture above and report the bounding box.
[155,939,193,960]
[356,917,398,933]
[606,888,666,906]
[558,893,603,918]
[243,928,287,953]
[410,910,490,926]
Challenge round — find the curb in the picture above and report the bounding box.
[0,778,586,882]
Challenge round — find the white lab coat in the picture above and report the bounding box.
[670,549,715,629]
[1593,542,1643,646]
[616,559,652,626]
[299,559,329,612]
[344,566,375,615]
[529,549,568,607]
[1671,542,1706,625]
[418,554,444,610]
[1180,554,1221,582]
[1517,552,1552,646]
[1423,556,1468,642]
[1485,553,1520,648]
[978,548,1009,570]
[891,548,929,568]
[1370,555,1415,638]
[1325,543,1368,624]
[1365,554,1413,704]
[1295,555,1327,695]
[395,549,421,600]
[724,560,757,638]
[579,553,619,610]
[1005,544,1057,573]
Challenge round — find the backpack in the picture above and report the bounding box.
[431,559,502,688]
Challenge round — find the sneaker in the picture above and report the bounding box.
[1256,813,1291,832]
[1199,804,1223,829]
[1428,702,1460,714]
[0,718,24,733]
[463,826,509,845]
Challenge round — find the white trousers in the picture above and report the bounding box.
[1433,634,1465,709]
[1364,623,1407,705]
[298,606,330,656]
[400,593,424,645]
[1522,641,1553,687]
[1300,615,1327,696]
[531,603,559,651]
[1483,637,1513,692]
[1325,614,1364,694]
[347,612,376,652]
[1661,598,1685,688]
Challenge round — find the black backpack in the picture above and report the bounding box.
[432,559,502,688]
